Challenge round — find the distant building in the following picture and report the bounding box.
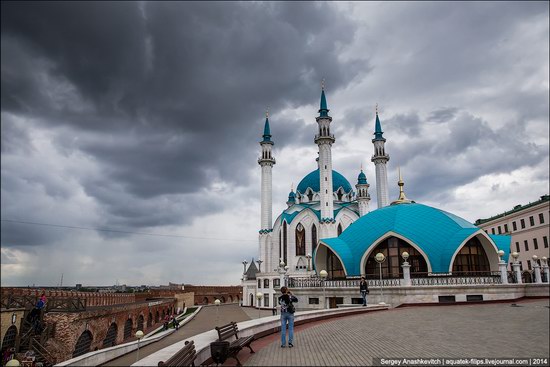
[476,195,550,272]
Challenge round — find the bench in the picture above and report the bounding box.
[215,322,255,366]
[158,340,196,367]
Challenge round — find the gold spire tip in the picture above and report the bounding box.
[321,78,325,91]
[266,107,269,118]
[375,103,378,115]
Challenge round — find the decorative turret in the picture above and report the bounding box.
[371,105,390,208]
[287,185,296,207]
[258,110,276,235]
[355,166,370,216]
[391,168,415,205]
[314,81,336,238]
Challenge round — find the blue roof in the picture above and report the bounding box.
[288,190,296,200]
[279,202,359,226]
[321,203,510,276]
[262,117,272,142]
[319,89,329,117]
[296,169,353,194]
[373,113,385,141]
[357,170,367,184]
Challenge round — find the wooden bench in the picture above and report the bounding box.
[158,340,196,366]
[215,322,255,366]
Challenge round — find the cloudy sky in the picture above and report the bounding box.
[1,2,548,287]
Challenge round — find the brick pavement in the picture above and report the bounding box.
[244,299,550,366]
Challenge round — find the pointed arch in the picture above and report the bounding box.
[137,314,144,333]
[337,223,343,236]
[311,224,318,255]
[73,330,93,358]
[283,221,288,264]
[295,223,306,256]
[123,318,133,340]
[1,325,17,354]
[102,323,118,348]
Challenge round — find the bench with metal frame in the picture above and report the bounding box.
[215,322,255,366]
[158,340,196,366]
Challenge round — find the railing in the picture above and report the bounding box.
[46,297,87,312]
[31,335,57,366]
[0,295,38,310]
[287,272,504,288]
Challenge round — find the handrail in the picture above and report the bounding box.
[31,336,57,365]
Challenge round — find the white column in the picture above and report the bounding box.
[401,262,411,286]
[533,263,542,284]
[512,262,522,284]
[499,260,508,284]
[318,143,334,221]
[260,164,273,231]
[374,162,389,208]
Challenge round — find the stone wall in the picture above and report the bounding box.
[183,285,242,305]
[1,287,136,307]
[0,309,25,349]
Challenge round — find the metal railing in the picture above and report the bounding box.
[287,271,504,288]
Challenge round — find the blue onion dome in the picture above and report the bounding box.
[357,170,367,184]
[288,190,296,201]
[296,169,353,194]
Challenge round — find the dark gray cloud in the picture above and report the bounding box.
[1,1,548,286]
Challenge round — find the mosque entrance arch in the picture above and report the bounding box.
[315,244,346,279]
[451,236,491,275]
[364,236,428,279]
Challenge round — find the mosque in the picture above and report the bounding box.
[242,87,513,308]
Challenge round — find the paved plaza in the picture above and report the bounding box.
[243,299,550,366]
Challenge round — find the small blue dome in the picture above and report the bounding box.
[296,169,353,194]
[320,203,510,276]
[288,190,296,200]
[357,170,367,184]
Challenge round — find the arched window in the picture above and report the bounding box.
[155,311,159,323]
[307,190,313,202]
[221,296,226,303]
[283,221,288,264]
[229,295,233,303]
[2,325,17,354]
[249,294,254,306]
[312,225,317,255]
[365,237,428,278]
[123,318,133,340]
[137,315,144,333]
[337,190,343,201]
[73,330,93,358]
[296,223,305,256]
[203,297,209,304]
[337,223,343,236]
[326,248,345,279]
[279,230,282,259]
[102,323,117,348]
[452,237,490,275]
[147,312,152,328]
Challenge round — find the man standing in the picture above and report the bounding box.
[359,277,369,306]
[278,286,298,348]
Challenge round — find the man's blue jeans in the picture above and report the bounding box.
[361,290,368,305]
[280,312,294,345]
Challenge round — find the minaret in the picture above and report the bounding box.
[258,110,276,234]
[355,166,371,216]
[315,81,336,238]
[371,105,390,208]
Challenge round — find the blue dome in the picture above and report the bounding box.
[357,171,367,184]
[296,169,353,194]
[320,203,510,276]
[288,190,296,200]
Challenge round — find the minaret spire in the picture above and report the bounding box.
[314,81,336,238]
[371,106,390,208]
[391,167,414,205]
[355,164,371,216]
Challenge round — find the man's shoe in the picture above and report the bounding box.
[281,345,286,348]
[289,343,294,348]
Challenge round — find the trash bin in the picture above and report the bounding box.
[210,341,230,365]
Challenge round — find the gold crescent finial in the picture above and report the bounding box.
[321,78,325,91]
[375,103,378,115]
[266,107,269,118]
[291,182,294,191]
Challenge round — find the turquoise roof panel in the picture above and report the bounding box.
[296,169,353,194]
[488,234,511,263]
[262,117,272,142]
[373,113,385,141]
[321,203,499,276]
[319,90,329,117]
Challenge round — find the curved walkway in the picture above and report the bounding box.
[244,299,550,366]
[103,304,252,366]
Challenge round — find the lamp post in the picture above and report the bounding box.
[319,269,328,309]
[135,330,144,363]
[214,299,221,324]
[256,259,263,273]
[511,252,522,284]
[375,252,386,305]
[401,251,411,286]
[284,265,289,286]
[541,256,549,283]
[533,255,542,284]
[497,250,508,284]
[306,253,312,272]
[256,292,263,319]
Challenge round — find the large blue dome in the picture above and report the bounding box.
[296,169,353,194]
[320,203,510,276]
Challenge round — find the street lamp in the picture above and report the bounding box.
[497,250,505,261]
[256,259,263,273]
[135,330,144,362]
[375,252,386,305]
[5,359,20,367]
[319,269,328,309]
[306,253,312,272]
[256,292,263,319]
